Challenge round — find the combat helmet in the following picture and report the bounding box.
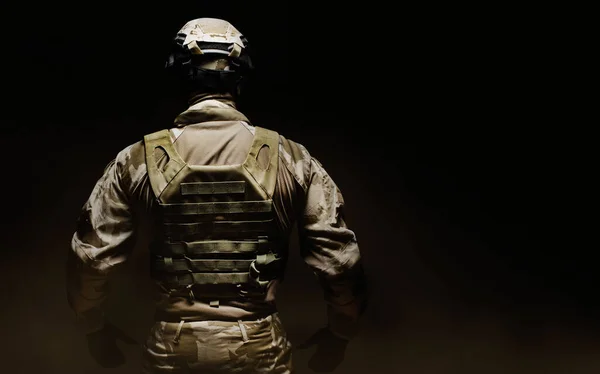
[165,18,253,92]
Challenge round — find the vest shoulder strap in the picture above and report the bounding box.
[143,129,186,200]
[243,126,280,197]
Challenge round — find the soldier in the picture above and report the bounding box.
[66,18,367,373]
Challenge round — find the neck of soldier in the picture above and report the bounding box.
[187,90,237,108]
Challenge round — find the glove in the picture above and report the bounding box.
[297,326,349,372]
[85,322,137,368]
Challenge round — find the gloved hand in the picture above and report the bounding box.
[297,327,349,372]
[85,322,137,368]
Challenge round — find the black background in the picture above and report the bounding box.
[0,2,594,373]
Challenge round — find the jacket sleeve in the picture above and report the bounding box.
[66,147,138,333]
[297,157,368,340]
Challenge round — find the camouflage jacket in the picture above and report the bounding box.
[66,94,367,339]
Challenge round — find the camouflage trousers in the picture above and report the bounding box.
[141,313,293,373]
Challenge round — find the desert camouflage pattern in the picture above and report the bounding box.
[141,313,292,373]
[67,93,366,371]
[178,18,247,55]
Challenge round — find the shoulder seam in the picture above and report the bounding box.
[278,140,308,192]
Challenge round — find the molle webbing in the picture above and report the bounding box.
[155,238,269,257]
[164,220,273,236]
[162,200,272,215]
[164,272,251,286]
[180,181,245,195]
[154,258,255,273]
[143,125,282,296]
[164,285,264,300]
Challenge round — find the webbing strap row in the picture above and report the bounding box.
[159,238,269,256]
[161,237,269,256]
[155,258,254,273]
[165,286,265,300]
[180,181,246,196]
[164,220,272,235]
[161,200,272,215]
[165,272,250,286]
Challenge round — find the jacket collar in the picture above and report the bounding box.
[173,93,250,127]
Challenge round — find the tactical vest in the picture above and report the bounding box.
[143,126,282,305]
